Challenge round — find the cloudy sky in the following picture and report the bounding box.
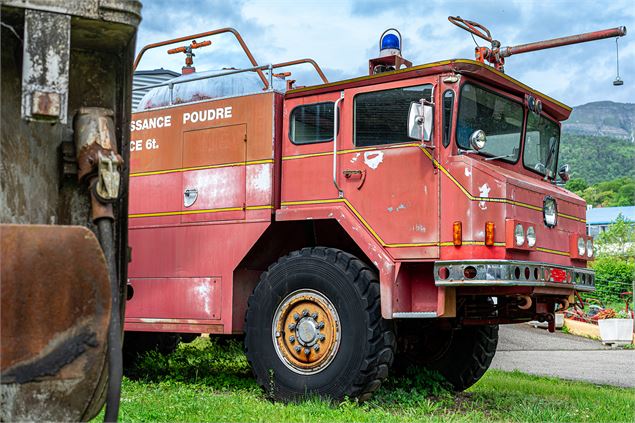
[136,0,634,107]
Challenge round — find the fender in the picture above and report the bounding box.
[276,203,397,318]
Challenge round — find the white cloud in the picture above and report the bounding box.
[136,0,634,106]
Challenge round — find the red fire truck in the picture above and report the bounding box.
[125,20,625,401]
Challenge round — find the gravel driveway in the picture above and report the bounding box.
[491,324,635,388]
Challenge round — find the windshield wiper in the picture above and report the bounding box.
[484,147,519,161]
[543,137,558,179]
[485,153,514,161]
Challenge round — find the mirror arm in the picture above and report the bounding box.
[332,92,345,198]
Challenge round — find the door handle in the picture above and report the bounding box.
[184,188,198,207]
[342,169,366,190]
[342,170,362,178]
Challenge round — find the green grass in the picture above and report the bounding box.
[97,337,635,422]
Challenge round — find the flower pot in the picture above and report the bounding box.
[598,319,634,345]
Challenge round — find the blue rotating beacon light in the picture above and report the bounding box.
[369,28,412,74]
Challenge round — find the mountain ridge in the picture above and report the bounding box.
[562,101,634,141]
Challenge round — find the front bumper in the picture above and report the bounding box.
[434,260,594,292]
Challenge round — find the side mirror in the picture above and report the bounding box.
[558,164,571,182]
[407,102,433,141]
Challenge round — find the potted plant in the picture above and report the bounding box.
[596,293,634,346]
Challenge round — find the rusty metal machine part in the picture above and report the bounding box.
[0,225,111,421]
[0,0,139,421]
[272,289,341,374]
[74,107,123,218]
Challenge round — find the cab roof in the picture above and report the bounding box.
[286,59,572,122]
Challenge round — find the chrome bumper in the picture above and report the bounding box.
[434,260,594,292]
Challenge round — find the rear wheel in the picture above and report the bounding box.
[396,323,498,391]
[245,247,395,402]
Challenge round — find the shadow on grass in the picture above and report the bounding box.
[125,337,257,391]
[125,336,456,408]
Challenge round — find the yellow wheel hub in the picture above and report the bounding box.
[272,289,340,374]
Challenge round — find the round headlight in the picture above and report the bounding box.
[543,196,557,227]
[515,224,525,246]
[526,226,536,247]
[577,237,585,256]
[469,129,487,150]
[586,239,593,258]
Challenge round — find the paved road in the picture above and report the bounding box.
[491,324,635,388]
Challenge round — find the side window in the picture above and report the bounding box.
[442,90,455,147]
[289,102,335,145]
[354,84,432,147]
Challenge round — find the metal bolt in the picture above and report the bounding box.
[288,323,296,330]
[302,309,309,317]
[289,336,295,343]
[304,348,311,355]
[275,331,281,338]
[317,322,325,329]
[294,345,301,352]
[318,334,326,342]
[311,312,318,320]
[293,313,300,321]
[313,344,320,352]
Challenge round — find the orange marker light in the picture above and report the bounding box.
[453,221,462,246]
[485,221,495,246]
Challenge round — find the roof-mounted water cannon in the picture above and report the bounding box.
[369,29,412,75]
[449,16,627,82]
[167,39,212,75]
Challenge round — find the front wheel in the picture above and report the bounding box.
[245,247,395,402]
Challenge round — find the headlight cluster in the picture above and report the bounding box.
[514,223,537,247]
[578,237,594,258]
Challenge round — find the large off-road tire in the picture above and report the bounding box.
[245,247,395,402]
[396,323,498,391]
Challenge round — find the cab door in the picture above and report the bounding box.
[181,124,247,223]
[339,80,440,259]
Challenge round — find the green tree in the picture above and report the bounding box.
[559,134,635,185]
[595,213,635,259]
[565,178,587,195]
[572,176,635,207]
[590,214,635,304]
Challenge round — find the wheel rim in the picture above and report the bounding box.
[272,289,341,375]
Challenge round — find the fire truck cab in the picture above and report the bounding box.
[126,27,594,402]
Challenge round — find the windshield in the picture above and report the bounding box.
[523,113,560,178]
[456,83,523,162]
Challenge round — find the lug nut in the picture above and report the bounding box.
[304,348,311,355]
[293,313,300,321]
[302,309,309,317]
[288,323,296,330]
[294,345,301,352]
[313,344,320,352]
[317,322,325,329]
[311,312,318,319]
[289,336,295,343]
[318,334,326,342]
